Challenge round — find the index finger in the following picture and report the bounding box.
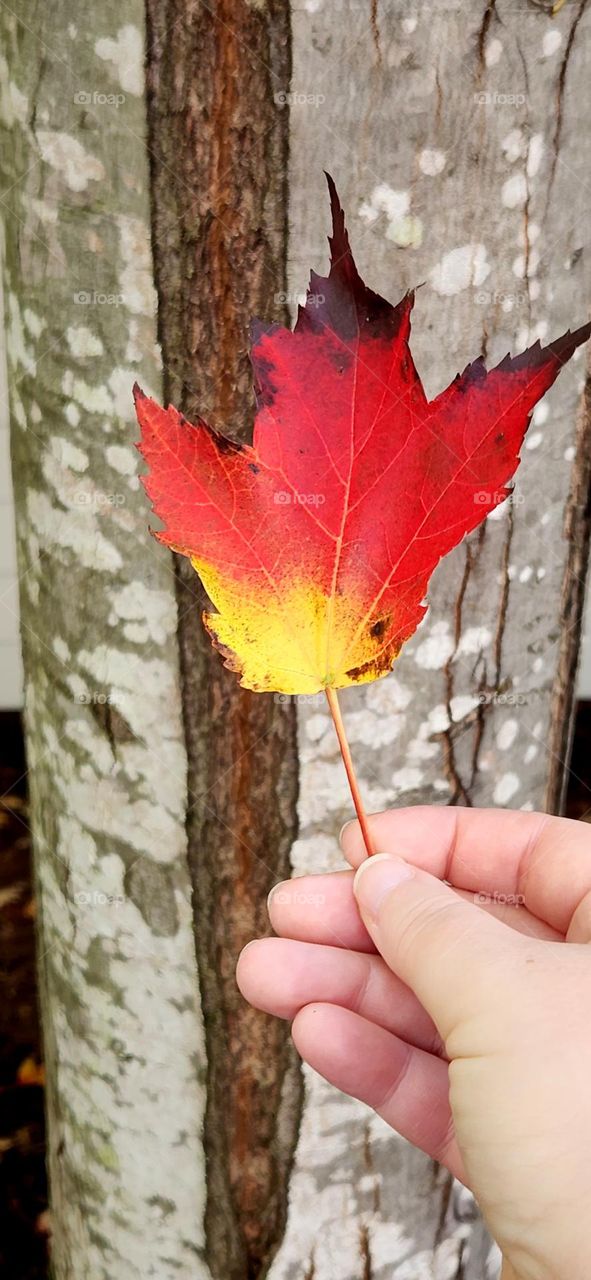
[341,806,591,938]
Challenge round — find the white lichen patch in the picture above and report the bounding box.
[125,319,143,364]
[366,673,412,714]
[67,324,104,358]
[407,735,438,762]
[493,772,520,804]
[0,57,28,125]
[485,38,503,66]
[106,444,137,476]
[290,832,343,876]
[95,25,144,96]
[457,626,492,657]
[533,402,549,426]
[64,716,116,776]
[50,435,89,472]
[54,673,186,862]
[305,712,331,743]
[41,449,134,536]
[36,130,105,192]
[425,704,451,734]
[527,134,545,179]
[512,248,540,279]
[542,28,562,57]
[419,148,446,176]
[6,292,36,375]
[496,719,518,751]
[108,581,177,647]
[62,368,115,416]
[502,174,527,209]
[65,402,81,427]
[392,765,423,792]
[26,490,123,572]
[116,216,157,317]
[413,621,454,669]
[429,244,490,295]
[359,185,423,248]
[449,694,480,722]
[23,308,45,339]
[502,129,526,163]
[299,757,388,825]
[347,708,405,748]
[108,366,147,419]
[53,636,71,664]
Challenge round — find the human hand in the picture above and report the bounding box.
[237,807,591,1280]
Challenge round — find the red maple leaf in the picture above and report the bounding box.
[134,176,589,705]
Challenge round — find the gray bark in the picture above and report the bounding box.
[277,4,591,1276]
[0,6,208,1278]
[1,1,590,1278]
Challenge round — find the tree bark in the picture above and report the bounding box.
[271,4,591,1275]
[144,2,301,1275]
[1,1,590,1278]
[0,6,209,1277]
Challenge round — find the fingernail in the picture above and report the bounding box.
[267,881,285,913]
[339,819,355,848]
[353,853,414,921]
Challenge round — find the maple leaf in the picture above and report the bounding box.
[134,176,590,700]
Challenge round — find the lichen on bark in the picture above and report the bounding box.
[0,6,209,1277]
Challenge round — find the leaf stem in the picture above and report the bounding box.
[325,688,375,857]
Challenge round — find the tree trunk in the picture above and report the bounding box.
[1,1,590,1278]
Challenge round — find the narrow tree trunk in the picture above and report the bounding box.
[144,2,301,1274]
[0,6,209,1276]
[272,5,591,1275]
[1,1,590,1278]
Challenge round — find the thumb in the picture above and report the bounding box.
[353,853,526,1042]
